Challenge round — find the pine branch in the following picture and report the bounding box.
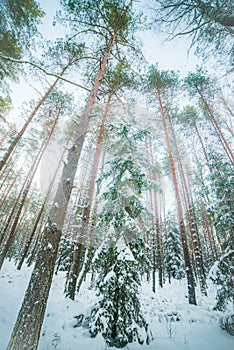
[0,55,91,92]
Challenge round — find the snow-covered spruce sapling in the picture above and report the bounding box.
[163,225,185,283]
[74,237,153,348]
[129,236,151,275]
[219,314,234,336]
[205,153,234,251]
[73,123,154,346]
[210,249,234,336]
[210,250,234,312]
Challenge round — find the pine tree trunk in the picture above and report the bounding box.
[0,112,60,269]
[156,86,197,305]
[169,120,207,296]
[63,189,85,288]
[156,217,163,288]
[18,149,66,271]
[0,160,26,209]
[0,156,38,247]
[201,200,220,260]
[76,204,99,293]
[66,241,85,299]
[194,123,212,172]
[0,124,15,147]
[6,34,116,350]
[198,90,234,165]
[152,229,157,293]
[187,204,207,295]
[148,139,164,288]
[6,222,62,350]
[17,203,45,270]
[0,66,69,173]
[0,154,17,191]
[66,92,113,299]
[145,139,159,292]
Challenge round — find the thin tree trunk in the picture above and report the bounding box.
[169,119,207,295]
[145,139,159,292]
[0,152,15,186]
[149,139,163,288]
[17,149,65,270]
[0,111,61,269]
[201,200,220,260]
[198,90,234,165]
[0,157,37,246]
[0,66,69,173]
[189,201,207,295]
[0,160,26,209]
[63,189,86,288]
[156,86,197,305]
[194,123,212,172]
[0,124,15,147]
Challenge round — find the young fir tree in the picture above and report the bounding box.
[210,250,234,312]
[163,224,185,283]
[76,235,152,348]
[205,153,234,251]
[74,123,153,347]
[205,153,234,334]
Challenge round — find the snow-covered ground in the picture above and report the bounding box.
[0,260,233,350]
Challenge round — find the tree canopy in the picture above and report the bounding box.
[0,0,44,81]
[151,0,234,69]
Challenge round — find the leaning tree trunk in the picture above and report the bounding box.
[156,85,197,305]
[0,124,15,147]
[198,90,234,165]
[0,153,17,190]
[194,123,213,173]
[0,111,61,269]
[66,91,113,299]
[0,153,39,247]
[0,159,26,209]
[17,149,65,270]
[6,33,116,350]
[0,65,69,173]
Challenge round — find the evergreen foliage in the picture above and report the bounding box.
[96,123,152,242]
[219,313,234,336]
[210,250,234,311]
[73,123,154,346]
[0,0,44,81]
[75,236,152,348]
[152,0,234,68]
[205,153,234,250]
[163,224,185,282]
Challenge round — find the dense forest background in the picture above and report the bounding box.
[0,1,233,349]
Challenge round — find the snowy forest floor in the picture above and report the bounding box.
[0,261,233,350]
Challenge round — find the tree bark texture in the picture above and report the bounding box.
[156,85,197,305]
[66,92,113,299]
